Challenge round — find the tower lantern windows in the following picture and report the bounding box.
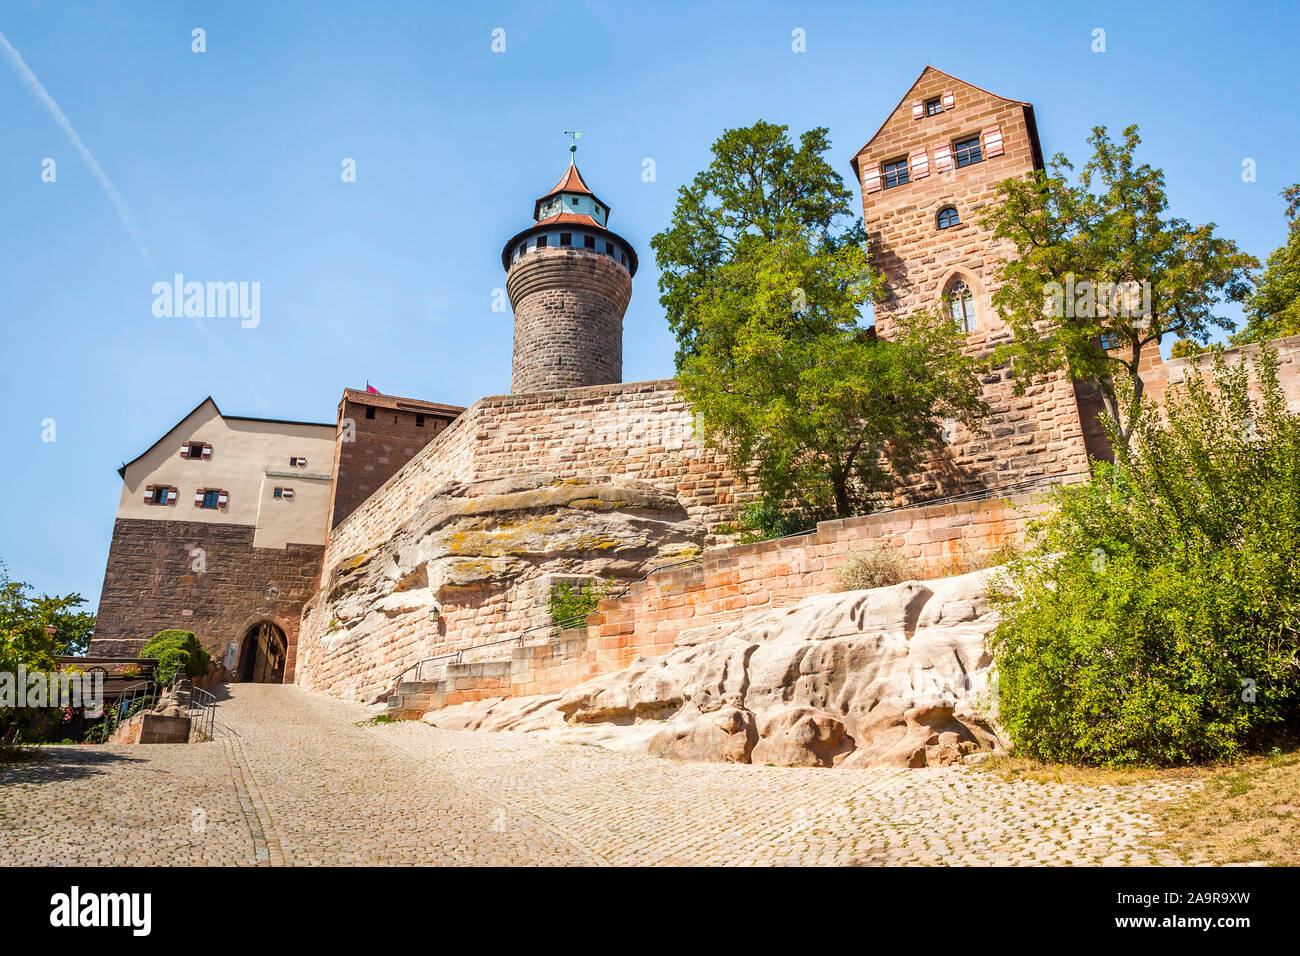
[560,232,572,247]
[583,235,596,249]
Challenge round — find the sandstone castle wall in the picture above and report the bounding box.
[296,379,751,699]
[321,379,744,582]
[93,518,323,682]
[387,491,1054,714]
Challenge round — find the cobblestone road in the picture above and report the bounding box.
[0,684,1197,865]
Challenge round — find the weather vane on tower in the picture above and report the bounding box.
[564,130,583,162]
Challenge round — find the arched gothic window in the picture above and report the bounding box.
[948,279,977,333]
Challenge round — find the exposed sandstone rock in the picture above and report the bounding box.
[421,567,1006,769]
[309,474,704,686]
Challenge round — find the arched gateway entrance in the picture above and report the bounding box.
[238,621,287,683]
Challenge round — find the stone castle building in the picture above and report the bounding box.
[91,67,1300,699]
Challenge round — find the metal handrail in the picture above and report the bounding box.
[385,470,1081,691]
[94,680,158,741]
[187,685,218,742]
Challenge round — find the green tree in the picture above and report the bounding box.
[1231,183,1300,345]
[0,561,95,731]
[990,346,1300,765]
[654,122,987,524]
[650,121,863,367]
[984,125,1256,450]
[0,561,95,673]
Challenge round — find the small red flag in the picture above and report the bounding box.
[365,383,379,394]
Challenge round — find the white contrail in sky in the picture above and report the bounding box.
[0,27,151,264]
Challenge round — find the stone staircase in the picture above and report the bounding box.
[385,627,594,720]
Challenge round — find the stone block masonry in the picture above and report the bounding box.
[508,248,631,392]
[321,379,749,585]
[91,518,323,683]
[327,391,463,530]
[295,379,752,701]
[396,491,1056,712]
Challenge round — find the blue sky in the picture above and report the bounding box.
[2,0,1297,608]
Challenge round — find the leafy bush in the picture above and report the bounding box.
[836,544,909,590]
[547,579,617,628]
[990,346,1300,766]
[140,629,210,686]
[716,500,837,544]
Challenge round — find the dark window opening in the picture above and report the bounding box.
[536,235,548,248]
[560,233,572,247]
[365,406,376,420]
[883,157,909,189]
[151,487,170,505]
[926,97,943,116]
[415,413,426,427]
[583,235,596,249]
[187,442,205,458]
[954,136,983,168]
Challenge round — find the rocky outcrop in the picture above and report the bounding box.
[299,473,705,699]
[422,567,1005,768]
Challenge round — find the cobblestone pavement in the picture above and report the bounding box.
[0,684,1199,865]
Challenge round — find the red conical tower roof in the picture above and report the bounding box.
[533,162,607,221]
[539,163,594,200]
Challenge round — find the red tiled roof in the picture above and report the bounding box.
[532,212,602,228]
[340,389,466,416]
[537,163,594,202]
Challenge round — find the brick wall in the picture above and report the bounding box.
[91,518,323,682]
[580,489,1054,667]
[1159,333,1300,413]
[327,395,461,530]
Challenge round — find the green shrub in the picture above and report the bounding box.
[547,578,617,628]
[140,629,211,686]
[717,500,837,543]
[836,544,910,590]
[990,346,1300,766]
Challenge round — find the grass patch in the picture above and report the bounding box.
[976,754,1207,788]
[1157,748,1300,866]
[359,714,398,726]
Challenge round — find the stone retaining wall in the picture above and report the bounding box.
[402,490,1057,713]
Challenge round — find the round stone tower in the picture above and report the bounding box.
[501,160,638,392]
